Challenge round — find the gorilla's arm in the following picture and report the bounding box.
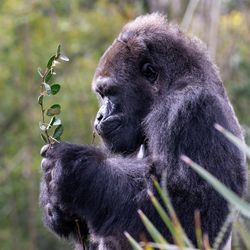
[40,144,156,239]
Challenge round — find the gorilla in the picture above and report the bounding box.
[40,13,247,250]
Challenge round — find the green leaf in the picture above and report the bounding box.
[50,104,61,109]
[59,53,69,62]
[181,155,250,218]
[46,104,61,116]
[37,67,43,78]
[41,133,48,144]
[47,117,61,129]
[51,84,61,95]
[53,125,64,140]
[47,55,55,68]
[56,44,61,58]
[37,94,44,105]
[124,232,143,250]
[53,117,61,126]
[138,210,167,244]
[43,83,51,95]
[45,70,53,83]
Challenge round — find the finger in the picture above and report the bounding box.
[40,144,50,157]
[51,168,56,180]
[41,158,53,172]
[44,168,55,184]
[45,203,53,218]
[44,171,52,183]
[49,181,56,192]
[41,142,63,158]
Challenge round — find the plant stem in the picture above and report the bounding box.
[40,68,51,144]
[75,219,84,248]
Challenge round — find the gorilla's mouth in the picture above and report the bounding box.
[95,114,124,136]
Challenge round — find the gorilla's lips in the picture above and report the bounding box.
[95,114,124,137]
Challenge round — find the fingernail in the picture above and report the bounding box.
[40,144,50,157]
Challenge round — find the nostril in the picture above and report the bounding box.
[94,113,103,131]
[97,113,103,122]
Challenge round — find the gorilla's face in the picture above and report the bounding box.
[92,37,159,154]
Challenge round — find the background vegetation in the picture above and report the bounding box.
[0,0,249,249]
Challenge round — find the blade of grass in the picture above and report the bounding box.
[152,177,175,218]
[148,190,186,247]
[148,190,175,235]
[194,210,203,250]
[138,210,167,244]
[214,123,250,159]
[152,177,194,248]
[141,242,199,250]
[203,234,212,250]
[234,220,250,249]
[124,232,143,250]
[180,155,250,218]
[145,243,154,250]
[212,207,236,250]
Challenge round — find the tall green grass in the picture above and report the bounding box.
[125,124,250,250]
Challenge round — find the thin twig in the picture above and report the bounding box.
[181,0,200,31]
[92,131,96,144]
[75,219,84,249]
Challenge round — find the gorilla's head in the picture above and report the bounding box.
[92,13,208,154]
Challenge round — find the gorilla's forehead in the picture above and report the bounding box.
[95,41,130,77]
[92,76,117,93]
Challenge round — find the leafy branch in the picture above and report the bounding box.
[37,44,69,144]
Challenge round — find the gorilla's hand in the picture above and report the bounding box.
[40,142,151,241]
[40,180,80,238]
[40,143,96,239]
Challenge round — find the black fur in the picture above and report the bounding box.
[40,14,247,249]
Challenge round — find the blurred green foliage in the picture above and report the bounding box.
[0,1,134,249]
[0,0,249,249]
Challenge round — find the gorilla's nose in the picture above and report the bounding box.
[96,112,103,122]
[94,112,103,132]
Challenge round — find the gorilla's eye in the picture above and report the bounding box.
[141,63,158,83]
